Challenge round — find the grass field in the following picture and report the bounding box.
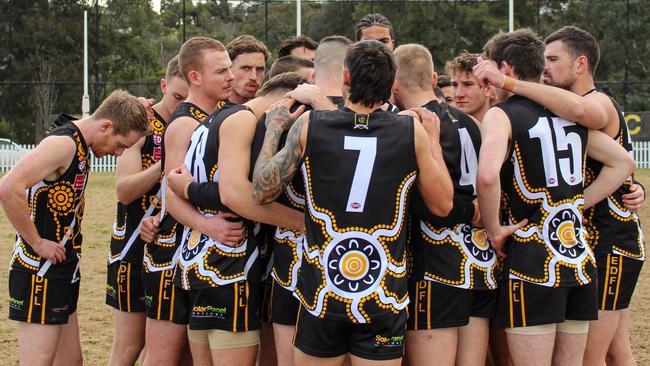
[0,171,650,364]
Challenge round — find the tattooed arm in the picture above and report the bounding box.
[252,104,310,204]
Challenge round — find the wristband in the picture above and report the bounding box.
[184,181,193,200]
[502,75,515,92]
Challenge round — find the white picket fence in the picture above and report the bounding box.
[0,144,117,173]
[2,142,650,173]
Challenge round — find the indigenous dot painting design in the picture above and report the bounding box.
[508,145,594,287]
[296,157,415,323]
[420,222,498,290]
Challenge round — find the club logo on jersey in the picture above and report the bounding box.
[78,160,86,172]
[326,237,382,294]
[354,113,370,130]
[153,135,162,145]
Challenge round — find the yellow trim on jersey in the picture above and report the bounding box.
[245,282,250,332]
[520,281,526,327]
[233,283,239,332]
[427,281,432,330]
[127,262,132,312]
[508,280,514,328]
[169,284,175,321]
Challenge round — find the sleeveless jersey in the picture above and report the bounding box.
[498,95,596,288]
[410,100,498,291]
[143,102,208,273]
[296,108,418,323]
[109,110,165,264]
[10,117,90,283]
[584,93,644,260]
[176,103,260,290]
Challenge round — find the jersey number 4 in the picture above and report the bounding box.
[529,117,583,187]
[344,136,377,213]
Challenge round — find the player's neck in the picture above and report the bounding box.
[185,90,220,115]
[315,77,343,97]
[472,102,491,123]
[228,91,251,105]
[572,77,596,97]
[344,100,384,114]
[73,117,99,146]
[152,103,169,122]
[400,89,438,109]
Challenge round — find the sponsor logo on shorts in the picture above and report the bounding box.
[9,297,23,310]
[144,295,153,306]
[373,334,404,348]
[106,285,117,298]
[192,305,227,319]
[51,305,69,313]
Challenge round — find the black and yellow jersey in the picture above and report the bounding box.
[109,110,165,265]
[584,92,644,261]
[175,102,261,290]
[143,102,208,273]
[410,100,498,291]
[498,95,596,288]
[296,108,417,323]
[10,116,90,283]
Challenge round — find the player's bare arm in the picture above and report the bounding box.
[0,136,76,264]
[412,108,454,217]
[219,110,304,231]
[473,57,608,129]
[252,104,309,204]
[583,129,636,209]
[476,107,527,257]
[115,136,161,205]
[164,117,245,245]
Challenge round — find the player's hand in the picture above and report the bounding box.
[285,83,324,106]
[486,219,528,258]
[473,57,505,89]
[140,216,160,243]
[265,98,304,131]
[623,183,645,213]
[201,212,246,246]
[136,97,156,121]
[32,238,66,264]
[410,107,441,140]
[167,164,194,199]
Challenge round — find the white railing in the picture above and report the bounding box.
[0,144,117,173]
[2,142,650,173]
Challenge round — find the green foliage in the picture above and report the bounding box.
[1,0,649,143]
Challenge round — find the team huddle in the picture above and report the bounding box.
[0,12,646,366]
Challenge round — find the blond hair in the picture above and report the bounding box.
[179,37,226,82]
[393,44,434,91]
[92,89,150,135]
[165,54,182,80]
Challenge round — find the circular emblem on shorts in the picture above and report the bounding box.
[461,226,494,262]
[324,232,385,298]
[188,230,201,250]
[546,206,585,260]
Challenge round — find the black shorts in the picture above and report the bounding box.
[261,279,272,324]
[293,307,407,361]
[106,260,145,312]
[597,253,643,311]
[270,280,300,325]
[142,269,176,321]
[8,271,80,325]
[407,279,497,330]
[495,278,598,328]
[172,281,262,332]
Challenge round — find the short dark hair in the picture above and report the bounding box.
[257,72,308,97]
[278,35,319,58]
[344,40,396,107]
[267,55,314,79]
[355,13,395,41]
[227,35,271,62]
[483,28,545,82]
[437,74,451,89]
[545,26,600,74]
[445,51,480,76]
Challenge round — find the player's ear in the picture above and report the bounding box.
[160,78,167,94]
[100,119,114,134]
[432,71,439,89]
